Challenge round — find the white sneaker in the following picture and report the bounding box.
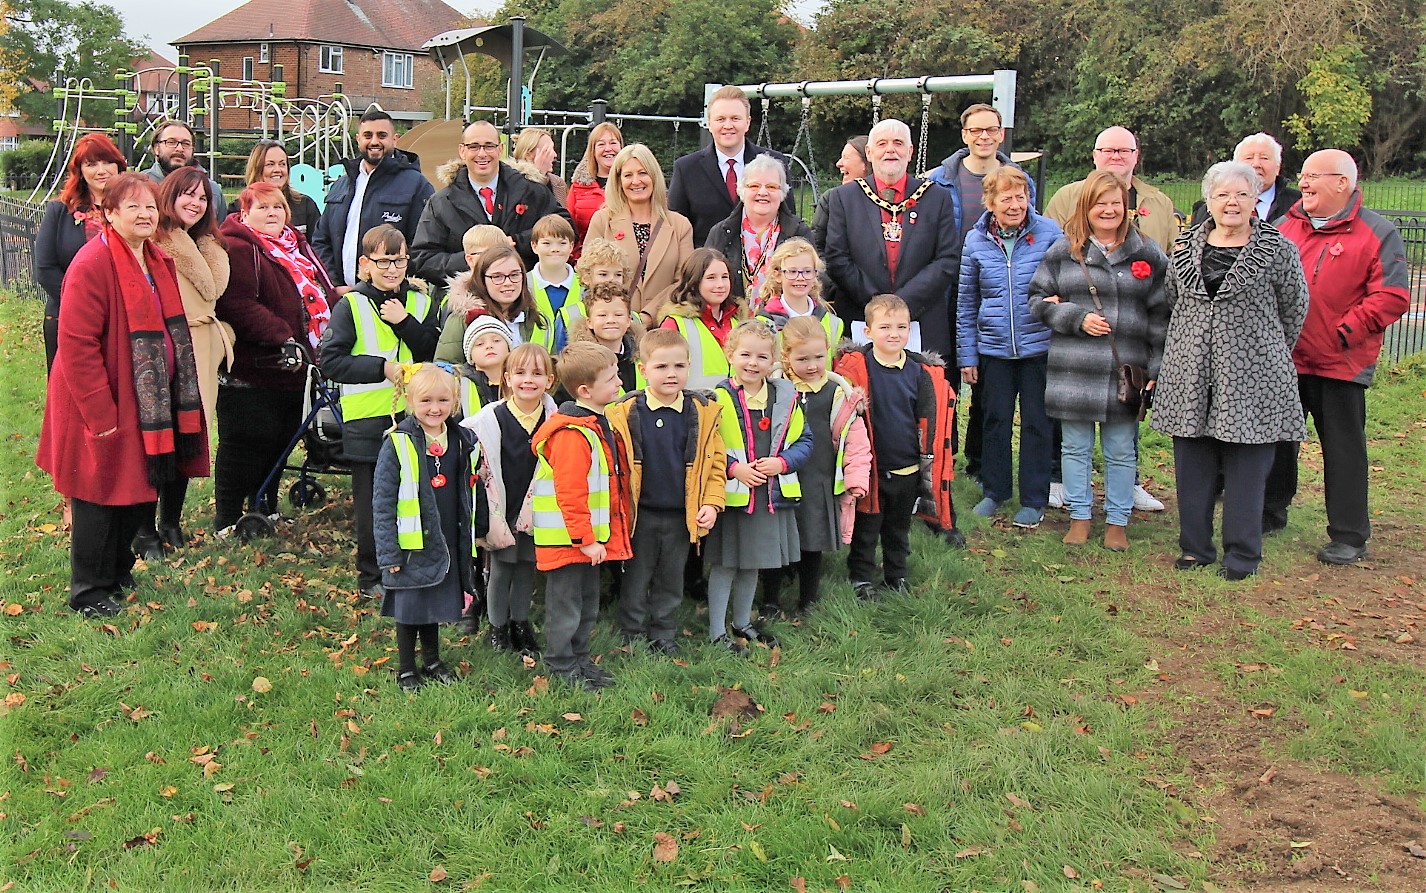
[1048,482,1065,509]
[1133,484,1165,512]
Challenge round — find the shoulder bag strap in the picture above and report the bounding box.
[631,218,665,287]
[1076,254,1123,370]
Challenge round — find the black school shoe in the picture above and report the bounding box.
[1317,542,1368,566]
[132,531,165,562]
[397,670,424,691]
[509,620,540,657]
[75,596,123,619]
[730,624,780,649]
[422,660,457,685]
[1174,555,1214,571]
[579,658,616,689]
[881,578,911,597]
[649,638,681,657]
[712,634,749,657]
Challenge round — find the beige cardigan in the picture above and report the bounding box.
[155,230,233,424]
[584,207,693,322]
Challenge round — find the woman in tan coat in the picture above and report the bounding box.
[585,144,693,326]
[134,166,233,556]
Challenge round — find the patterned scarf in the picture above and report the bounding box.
[103,227,204,486]
[246,222,332,348]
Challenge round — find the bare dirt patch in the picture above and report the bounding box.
[1114,521,1426,891]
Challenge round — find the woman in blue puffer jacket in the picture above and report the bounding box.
[956,166,1063,529]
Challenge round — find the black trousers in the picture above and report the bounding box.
[214,384,303,530]
[619,508,686,640]
[350,460,380,590]
[44,313,59,373]
[848,471,918,584]
[1263,374,1370,548]
[979,355,1052,509]
[70,498,149,609]
[1174,437,1275,574]
[963,376,985,478]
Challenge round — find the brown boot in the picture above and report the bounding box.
[1062,519,1092,546]
[1104,524,1129,552]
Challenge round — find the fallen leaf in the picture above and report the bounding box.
[827,843,848,862]
[87,767,107,784]
[1404,841,1426,858]
[1289,840,1312,849]
[903,803,926,816]
[429,865,448,882]
[839,799,858,810]
[3,603,23,616]
[790,879,807,892]
[212,782,234,793]
[859,741,893,760]
[251,677,272,694]
[159,785,177,797]
[750,840,768,862]
[192,621,217,633]
[900,824,911,848]
[1063,864,1080,879]
[562,713,583,722]
[1005,792,1032,809]
[954,847,986,858]
[652,831,678,863]
[1152,874,1187,890]
[834,875,851,891]
[630,708,648,727]
[1258,767,1277,784]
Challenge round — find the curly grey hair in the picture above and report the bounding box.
[1201,160,1262,203]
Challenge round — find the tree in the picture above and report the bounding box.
[1,0,143,130]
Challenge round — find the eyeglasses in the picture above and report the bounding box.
[780,269,816,279]
[743,182,779,193]
[484,271,523,284]
[1209,191,1254,204]
[1093,147,1138,157]
[1298,171,1346,183]
[461,142,502,155]
[157,138,194,150]
[963,126,1003,137]
[365,255,409,269]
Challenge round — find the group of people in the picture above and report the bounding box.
[32,95,1410,686]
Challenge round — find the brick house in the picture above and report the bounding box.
[173,0,467,130]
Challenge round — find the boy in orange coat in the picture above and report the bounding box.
[531,341,633,690]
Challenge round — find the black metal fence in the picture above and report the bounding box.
[0,197,41,298]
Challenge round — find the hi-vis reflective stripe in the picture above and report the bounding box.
[713,386,803,507]
[673,316,729,386]
[459,376,484,419]
[340,290,435,421]
[391,433,424,550]
[531,425,611,546]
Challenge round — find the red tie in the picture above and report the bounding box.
[479,186,495,218]
[725,159,738,202]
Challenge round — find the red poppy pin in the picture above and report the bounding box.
[1138,206,1150,217]
[428,441,445,457]
[72,211,85,225]
[469,474,478,488]
[1131,260,1153,279]
[1026,233,1035,245]
[905,197,917,209]
[1329,242,1344,256]
[430,474,447,489]
[757,417,771,431]
[514,203,527,215]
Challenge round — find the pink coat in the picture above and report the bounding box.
[37,236,210,505]
[823,372,871,545]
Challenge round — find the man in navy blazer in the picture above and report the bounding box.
[668,85,791,246]
[824,118,961,358]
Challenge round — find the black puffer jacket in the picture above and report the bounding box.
[703,202,815,304]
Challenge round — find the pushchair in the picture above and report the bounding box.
[230,357,350,542]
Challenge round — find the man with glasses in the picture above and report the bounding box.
[144,120,227,222]
[927,103,1036,483]
[1266,149,1410,565]
[410,119,569,283]
[1043,125,1176,512]
[312,109,434,292]
[1189,133,1301,227]
[1044,126,1176,251]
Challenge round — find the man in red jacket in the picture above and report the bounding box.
[1268,149,1410,565]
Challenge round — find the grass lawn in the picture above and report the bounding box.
[2,291,1424,892]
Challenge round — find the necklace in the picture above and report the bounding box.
[857,178,935,243]
[427,432,448,488]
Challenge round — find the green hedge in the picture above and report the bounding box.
[0,140,59,191]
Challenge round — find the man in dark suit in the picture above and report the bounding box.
[824,118,961,358]
[410,120,570,283]
[668,85,790,246]
[1189,132,1301,227]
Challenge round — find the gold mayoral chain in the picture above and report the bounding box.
[856,178,936,244]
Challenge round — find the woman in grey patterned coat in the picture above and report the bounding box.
[1151,161,1308,579]
[1029,170,1169,552]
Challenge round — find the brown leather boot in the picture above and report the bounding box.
[1104,524,1129,552]
[1062,519,1092,546]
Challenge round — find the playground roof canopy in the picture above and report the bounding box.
[174,0,466,53]
[422,23,567,66]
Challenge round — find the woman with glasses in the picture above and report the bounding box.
[703,154,814,310]
[214,182,336,538]
[319,224,441,598]
[957,166,1063,530]
[1151,161,1308,580]
[232,140,321,236]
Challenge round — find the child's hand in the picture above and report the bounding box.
[580,542,607,564]
[695,505,718,529]
[848,487,867,499]
[751,457,783,476]
[379,298,410,325]
[383,361,403,383]
[731,464,765,487]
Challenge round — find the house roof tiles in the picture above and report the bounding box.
[175,0,466,52]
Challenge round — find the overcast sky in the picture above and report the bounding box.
[112,0,823,59]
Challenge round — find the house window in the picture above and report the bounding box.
[0,136,18,151]
[319,45,343,74]
[381,52,413,89]
[259,43,270,63]
[242,57,254,80]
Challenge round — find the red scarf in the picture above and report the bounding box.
[246,223,333,348]
[103,227,204,485]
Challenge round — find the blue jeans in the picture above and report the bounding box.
[1060,420,1136,526]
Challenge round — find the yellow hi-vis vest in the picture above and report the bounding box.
[828,383,856,496]
[531,424,611,546]
[531,274,581,350]
[339,289,435,421]
[713,385,803,508]
[388,430,479,555]
[671,316,730,388]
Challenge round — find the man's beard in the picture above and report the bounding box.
[159,155,191,174]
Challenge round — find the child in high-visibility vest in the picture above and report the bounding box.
[463,343,558,658]
[755,237,845,345]
[531,342,632,690]
[656,248,745,388]
[705,320,812,655]
[761,317,871,615]
[528,215,580,352]
[454,315,513,421]
[372,364,484,692]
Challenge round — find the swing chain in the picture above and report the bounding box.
[789,95,818,202]
[915,92,933,176]
[756,95,771,147]
[870,93,881,126]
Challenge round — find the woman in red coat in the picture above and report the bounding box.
[36,172,210,618]
[565,122,623,257]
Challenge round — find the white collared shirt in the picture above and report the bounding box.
[470,168,501,220]
[716,148,744,189]
[1256,183,1276,222]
